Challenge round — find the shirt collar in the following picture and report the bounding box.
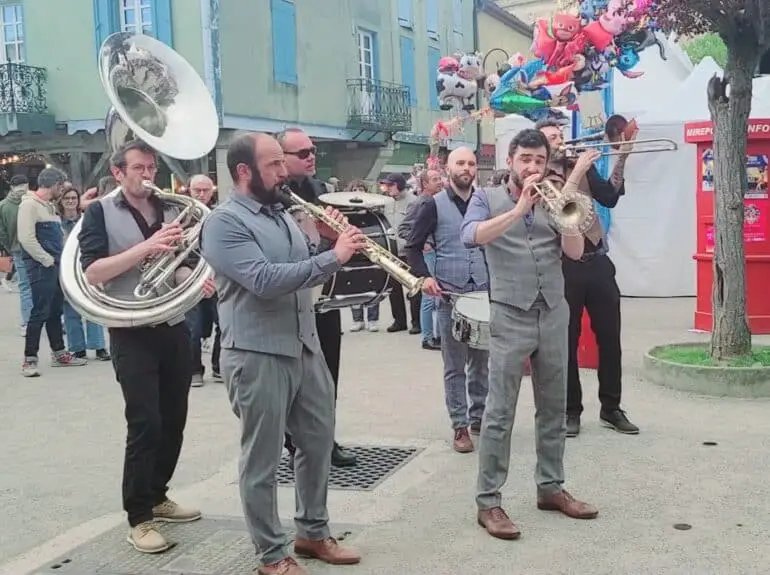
[230,189,286,216]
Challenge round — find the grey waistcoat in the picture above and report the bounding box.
[483,186,565,311]
[202,197,321,359]
[100,196,185,326]
[433,190,488,291]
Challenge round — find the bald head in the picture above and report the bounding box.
[446,147,477,193]
[226,131,288,203]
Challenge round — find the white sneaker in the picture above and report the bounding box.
[350,322,364,332]
[191,373,204,387]
[2,278,16,292]
[368,322,379,332]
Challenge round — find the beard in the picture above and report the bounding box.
[246,161,282,204]
[450,172,473,191]
[550,146,566,163]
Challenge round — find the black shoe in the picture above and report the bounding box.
[387,323,407,333]
[95,349,111,361]
[566,414,581,437]
[408,325,421,335]
[422,339,441,350]
[600,409,639,435]
[470,421,482,435]
[73,350,87,359]
[331,443,357,467]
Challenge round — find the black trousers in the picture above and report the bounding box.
[563,254,622,416]
[110,323,193,526]
[389,256,421,328]
[285,310,341,453]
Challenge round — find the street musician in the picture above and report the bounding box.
[535,117,639,438]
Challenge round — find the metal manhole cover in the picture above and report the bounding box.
[278,445,421,491]
[34,516,359,575]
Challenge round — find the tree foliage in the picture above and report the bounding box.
[681,33,727,67]
[650,0,770,359]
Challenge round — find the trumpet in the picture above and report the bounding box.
[532,179,595,237]
[560,137,678,157]
[281,186,426,297]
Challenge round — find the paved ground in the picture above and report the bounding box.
[1,288,770,574]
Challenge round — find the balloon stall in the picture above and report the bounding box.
[427,0,665,171]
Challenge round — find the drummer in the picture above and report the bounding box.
[405,147,489,453]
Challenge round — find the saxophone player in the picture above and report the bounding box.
[200,133,364,575]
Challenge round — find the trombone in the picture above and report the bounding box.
[560,137,678,157]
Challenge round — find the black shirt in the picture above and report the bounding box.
[78,192,193,271]
[583,165,624,254]
[404,187,474,278]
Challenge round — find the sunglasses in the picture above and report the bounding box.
[285,147,317,160]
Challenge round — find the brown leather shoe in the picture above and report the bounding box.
[477,507,521,540]
[453,427,474,453]
[257,557,307,575]
[537,490,598,519]
[294,537,361,565]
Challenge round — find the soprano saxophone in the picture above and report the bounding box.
[281,186,425,297]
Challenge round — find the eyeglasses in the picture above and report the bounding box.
[285,147,317,160]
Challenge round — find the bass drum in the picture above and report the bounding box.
[315,192,397,312]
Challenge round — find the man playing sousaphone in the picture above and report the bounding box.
[535,117,639,438]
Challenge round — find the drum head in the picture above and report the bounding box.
[320,192,390,209]
[454,291,490,323]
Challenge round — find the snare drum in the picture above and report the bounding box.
[314,192,398,312]
[451,291,491,350]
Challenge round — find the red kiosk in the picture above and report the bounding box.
[685,118,770,333]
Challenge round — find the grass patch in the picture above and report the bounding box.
[652,345,770,367]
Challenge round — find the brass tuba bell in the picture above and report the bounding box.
[59,32,219,328]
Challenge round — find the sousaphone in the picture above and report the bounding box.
[59,32,220,328]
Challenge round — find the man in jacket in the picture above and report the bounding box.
[0,175,32,335]
[18,169,87,376]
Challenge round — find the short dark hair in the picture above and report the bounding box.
[508,129,550,158]
[10,174,28,187]
[533,118,564,132]
[110,140,156,171]
[227,133,257,182]
[97,175,118,195]
[275,127,305,148]
[37,167,68,189]
[605,114,628,141]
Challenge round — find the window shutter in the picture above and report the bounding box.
[93,0,119,60]
[152,0,174,46]
[400,36,416,105]
[426,0,439,40]
[428,47,441,111]
[270,0,298,84]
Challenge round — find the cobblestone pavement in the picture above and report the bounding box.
[1,289,769,574]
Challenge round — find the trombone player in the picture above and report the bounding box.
[535,117,639,437]
[460,129,598,541]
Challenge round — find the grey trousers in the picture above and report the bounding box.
[476,297,569,510]
[221,346,335,565]
[437,299,489,429]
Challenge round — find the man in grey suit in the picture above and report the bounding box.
[200,133,365,575]
[461,129,599,541]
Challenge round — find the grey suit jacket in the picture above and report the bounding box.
[200,192,342,358]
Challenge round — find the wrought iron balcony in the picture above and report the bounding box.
[0,61,55,135]
[346,78,412,133]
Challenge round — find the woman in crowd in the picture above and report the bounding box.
[345,179,381,332]
[58,186,110,361]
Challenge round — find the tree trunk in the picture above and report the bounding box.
[706,39,757,360]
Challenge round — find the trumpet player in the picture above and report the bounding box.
[200,133,364,575]
[460,129,598,541]
[536,118,639,437]
[78,140,216,553]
